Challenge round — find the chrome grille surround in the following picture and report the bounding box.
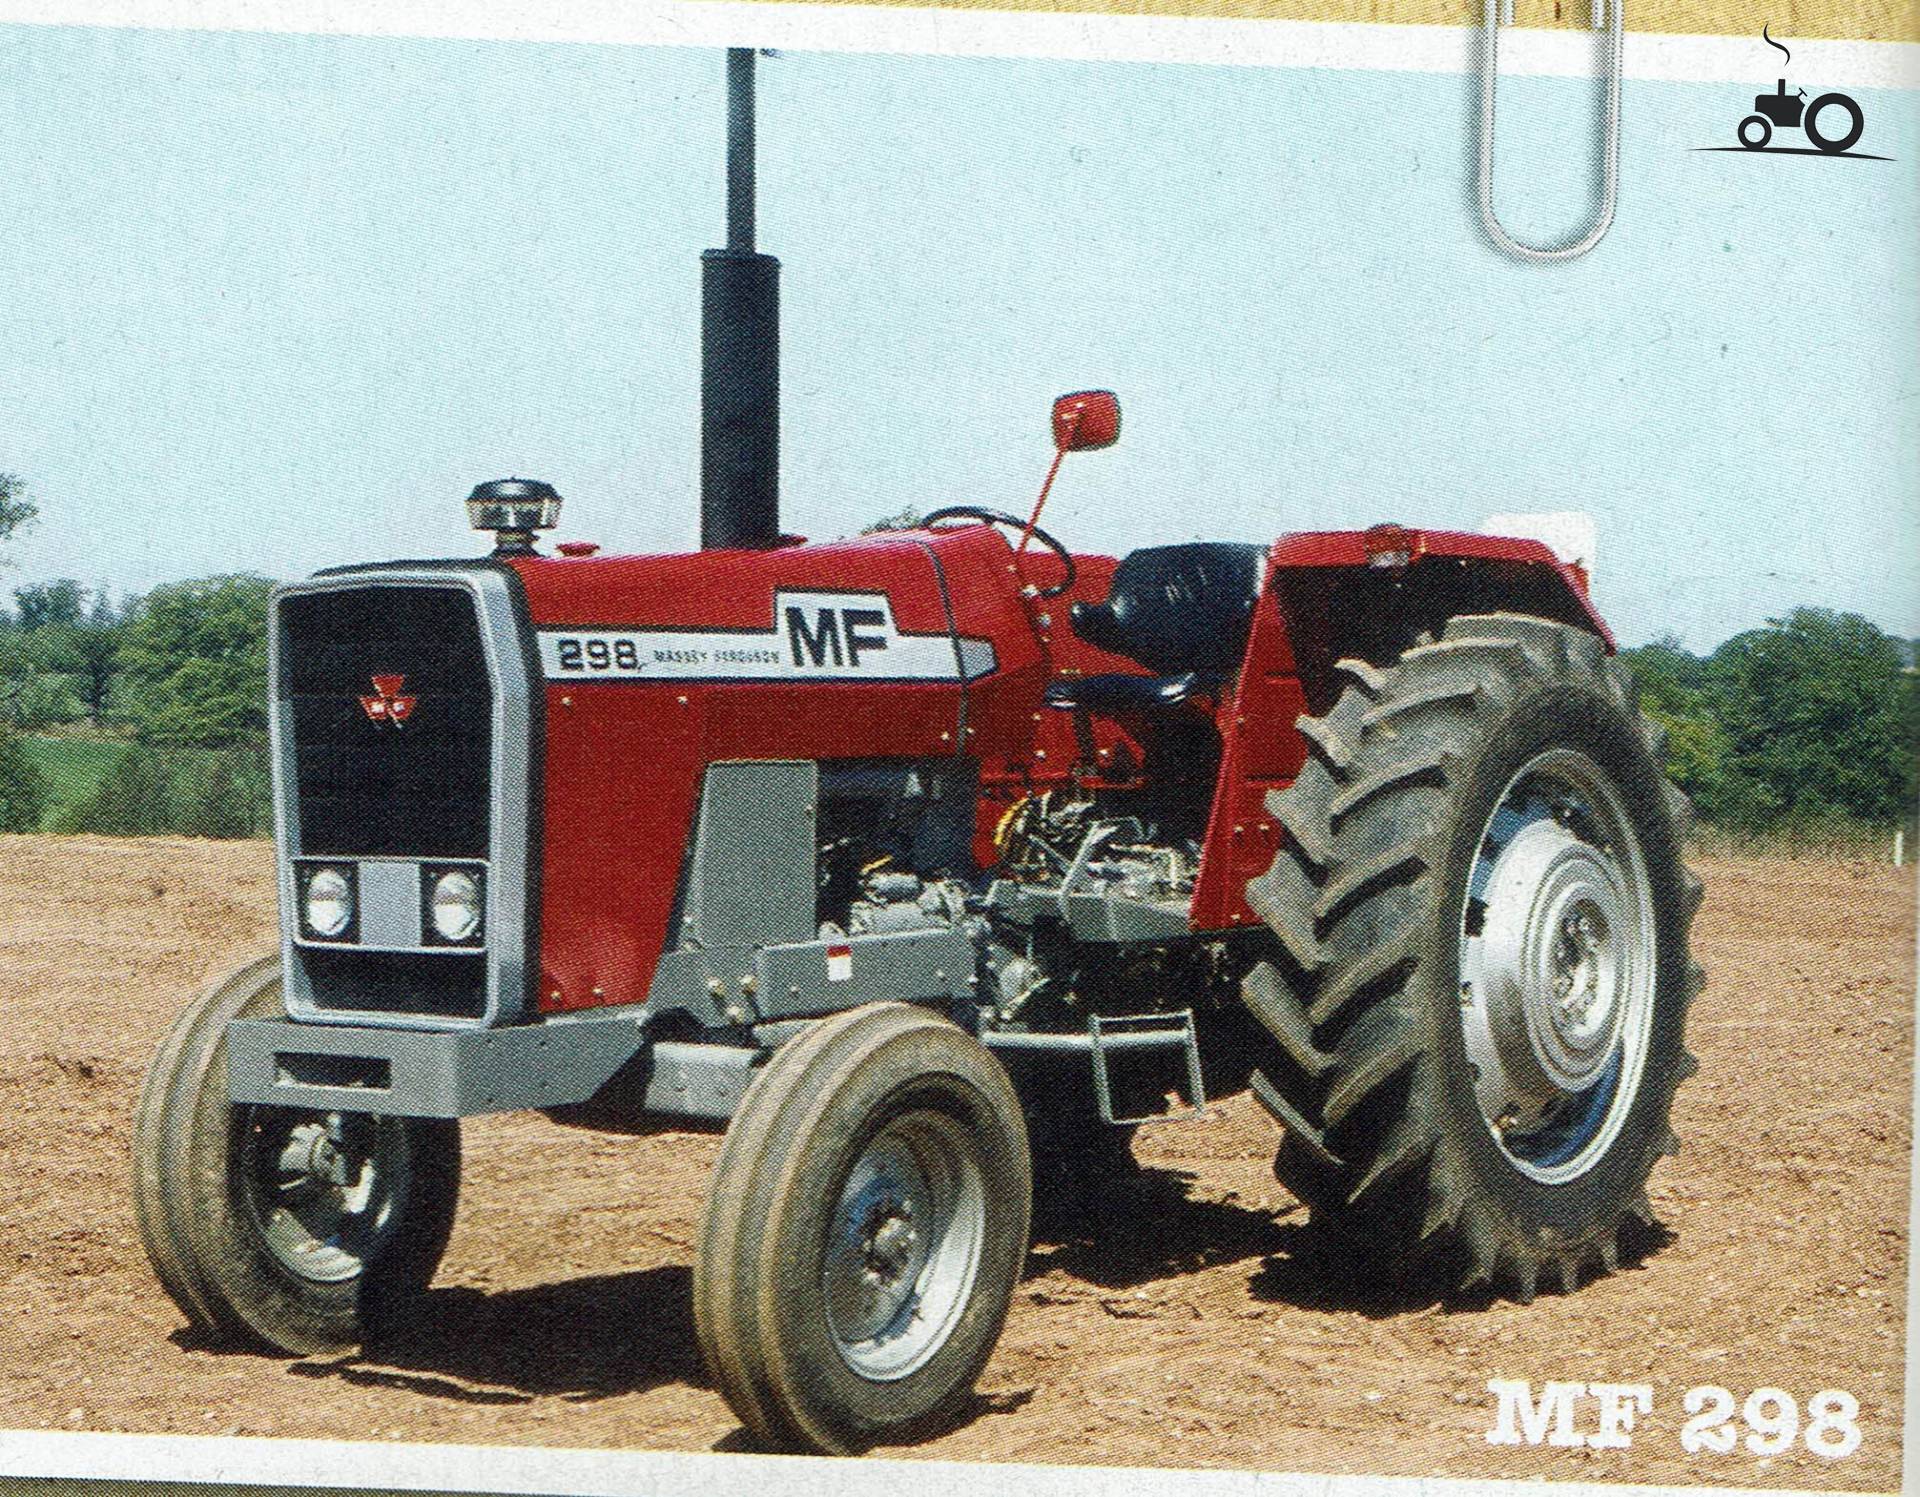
[271,566,534,1029]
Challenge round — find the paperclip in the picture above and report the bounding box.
[1477,0,1625,263]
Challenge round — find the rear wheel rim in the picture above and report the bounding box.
[823,1108,987,1382]
[1458,748,1657,1185]
[237,1108,412,1284]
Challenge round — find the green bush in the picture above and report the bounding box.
[169,745,271,839]
[0,725,46,832]
[116,575,271,748]
[63,742,171,834]
[1622,609,1918,836]
[15,734,129,829]
[13,673,82,731]
[61,740,268,839]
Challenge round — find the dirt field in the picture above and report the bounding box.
[0,835,1911,1490]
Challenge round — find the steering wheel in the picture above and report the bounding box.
[920,506,1077,599]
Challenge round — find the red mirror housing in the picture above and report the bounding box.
[1052,390,1121,452]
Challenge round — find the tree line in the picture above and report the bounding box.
[0,480,272,835]
[1620,613,1918,838]
[0,570,272,836]
[0,473,1913,844]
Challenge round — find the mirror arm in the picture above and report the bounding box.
[1017,437,1072,556]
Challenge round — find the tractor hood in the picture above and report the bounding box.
[507,528,1010,685]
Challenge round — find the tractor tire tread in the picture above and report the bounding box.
[1237,614,1702,1302]
[1241,963,1334,1077]
[132,956,281,1335]
[133,954,459,1354]
[694,1003,1030,1456]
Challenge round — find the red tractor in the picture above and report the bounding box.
[131,51,1701,1456]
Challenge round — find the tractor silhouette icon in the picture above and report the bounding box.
[1736,26,1866,153]
[1740,78,1865,152]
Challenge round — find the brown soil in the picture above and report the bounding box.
[1,836,1910,1489]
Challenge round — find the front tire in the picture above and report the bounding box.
[694,1003,1031,1453]
[131,955,461,1354]
[1240,615,1702,1300]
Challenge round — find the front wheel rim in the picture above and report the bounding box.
[1458,748,1658,1185]
[823,1108,987,1382]
[237,1108,412,1283]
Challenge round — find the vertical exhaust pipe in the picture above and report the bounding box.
[702,48,780,550]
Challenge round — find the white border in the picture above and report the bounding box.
[1904,867,1920,1497]
[0,0,1914,89]
[0,1430,1878,1497]
[0,6,1910,1497]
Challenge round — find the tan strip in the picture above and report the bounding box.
[735,0,1919,46]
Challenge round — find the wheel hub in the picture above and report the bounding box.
[862,1203,921,1281]
[1458,749,1657,1184]
[240,1108,407,1284]
[1474,820,1631,1113]
[827,1160,932,1348]
[277,1121,355,1196]
[823,1113,988,1382]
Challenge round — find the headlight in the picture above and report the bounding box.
[304,866,353,938]
[429,869,483,943]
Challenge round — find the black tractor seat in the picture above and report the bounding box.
[1046,542,1265,715]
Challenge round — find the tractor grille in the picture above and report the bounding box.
[280,585,493,859]
[277,580,502,1025]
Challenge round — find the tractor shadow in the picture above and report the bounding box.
[278,1264,704,1404]
[1261,1210,1678,1316]
[1027,1164,1293,1289]
[224,1179,1679,1413]
[1027,1162,1676,1317]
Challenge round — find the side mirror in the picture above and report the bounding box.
[1052,390,1121,452]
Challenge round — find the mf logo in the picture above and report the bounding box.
[784,596,891,670]
[537,588,997,682]
[360,673,417,727]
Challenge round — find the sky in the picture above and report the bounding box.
[0,21,1915,649]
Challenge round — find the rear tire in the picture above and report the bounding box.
[132,955,461,1354]
[694,1003,1031,1453]
[1240,615,1702,1301]
[1803,92,1864,153]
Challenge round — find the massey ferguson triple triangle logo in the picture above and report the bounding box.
[360,674,417,726]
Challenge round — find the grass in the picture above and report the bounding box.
[17,733,131,831]
[1688,819,1914,864]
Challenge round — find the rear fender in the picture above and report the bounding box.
[1265,530,1611,714]
[1186,529,1612,932]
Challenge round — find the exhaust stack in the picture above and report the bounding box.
[701,48,781,551]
